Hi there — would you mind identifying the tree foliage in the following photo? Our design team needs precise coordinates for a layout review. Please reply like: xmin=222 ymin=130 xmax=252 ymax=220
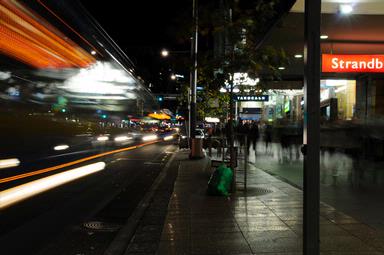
xmin=176 ymin=0 xmax=289 ymax=120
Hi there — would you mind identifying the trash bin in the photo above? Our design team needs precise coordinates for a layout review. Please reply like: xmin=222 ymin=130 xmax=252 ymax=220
xmin=190 ymin=138 xmax=204 ymax=159
xmin=207 ymin=164 xmax=233 ymax=196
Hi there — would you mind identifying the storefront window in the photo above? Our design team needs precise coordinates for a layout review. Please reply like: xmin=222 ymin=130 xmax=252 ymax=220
xmin=320 ymin=79 xmax=356 ymax=120
xmin=319 ymin=0 xmax=384 ymax=252
xmin=249 ymin=0 xmax=384 ymax=252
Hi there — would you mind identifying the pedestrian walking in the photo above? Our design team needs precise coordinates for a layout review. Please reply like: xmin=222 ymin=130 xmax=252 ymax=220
xmin=250 ymin=121 xmax=260 ymax=155
xmin=264 ymin=124 xmax=272 ymax=153
xmin=236 ymin=120 xmax=245 ymax=152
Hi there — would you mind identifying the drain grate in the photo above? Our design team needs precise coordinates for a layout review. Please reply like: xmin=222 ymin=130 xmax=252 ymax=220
xmin=83 ymin=221 xmax=121 ymax=232
xmin=236 ymin=187 xmax=273 ymax=197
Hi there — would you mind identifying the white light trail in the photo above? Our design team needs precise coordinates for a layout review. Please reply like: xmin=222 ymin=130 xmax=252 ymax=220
xmin=142 ymin=135 xmax=158 ymax=141
xmin=97 ymin=136 xmax=109 ymax=141
xmin=114 ymin=136 xmax=133 ymax=142
xmin=53 ymin=144 xmax=69 ymax=151
xmin=0 ymin=162 xmax=106 ymax=209
xmin=0 ymin=158 xmax=20 ymax=169
xmin=164 ymin=135 xmax=174 ymax=141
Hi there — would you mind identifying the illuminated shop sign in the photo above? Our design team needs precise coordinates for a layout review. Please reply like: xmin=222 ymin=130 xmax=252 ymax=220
xmin=322 ymin=54 xmax=384 ymax=73
xmin=234 ymin=95 xmax=269 ymax=101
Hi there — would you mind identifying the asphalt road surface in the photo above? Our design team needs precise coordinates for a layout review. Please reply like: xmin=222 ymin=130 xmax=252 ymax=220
xmin=0 ymin=141 xmax=178 ymax=255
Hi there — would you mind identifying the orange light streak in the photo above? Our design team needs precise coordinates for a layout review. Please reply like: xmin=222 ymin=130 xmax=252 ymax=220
xmin=0 ymin=0 xmax=96 ymax=68
xmin=0 ymin=140 xmax=160 ymax=184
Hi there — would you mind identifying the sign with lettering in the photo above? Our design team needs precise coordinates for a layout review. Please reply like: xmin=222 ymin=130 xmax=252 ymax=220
xmin=322 ymin=54 xmax=384 ymax=73
xmin=234 ymin=95 xmax=269 ymax=101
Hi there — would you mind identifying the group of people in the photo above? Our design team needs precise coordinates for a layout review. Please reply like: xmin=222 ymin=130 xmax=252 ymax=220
xmin=235 ymin=120 xmax=260 ymax=152
xmin=204 ymin=119 xmax=304 ymax=164
xmin=206 ymin=119 xmax=276 ymax=154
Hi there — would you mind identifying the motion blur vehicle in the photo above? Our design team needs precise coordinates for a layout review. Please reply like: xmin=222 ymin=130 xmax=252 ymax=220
xmin=93 ymin=132 xmax=134 ymax=146
xmin=93 ymin=129 xmax=159 ymax=147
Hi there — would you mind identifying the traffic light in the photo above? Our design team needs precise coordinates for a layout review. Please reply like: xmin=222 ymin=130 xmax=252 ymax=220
xmin=156 ymin=96 xmax=164 ymax=102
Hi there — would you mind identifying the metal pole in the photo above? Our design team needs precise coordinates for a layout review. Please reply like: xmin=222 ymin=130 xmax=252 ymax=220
xmin=222 ymin=137 xmax=225 ymax=162
xmin=244 ymin=135 xmax=247 ymax=192
xmin=303 ymin=0 xmax=321 ymax=254
xmin=228 ymin=7 xmax=236 ymax=193
xmin=229 ymin=76 xmax=236 ymax=193
xmin=190 ymin=0 xmax=198 ymax=140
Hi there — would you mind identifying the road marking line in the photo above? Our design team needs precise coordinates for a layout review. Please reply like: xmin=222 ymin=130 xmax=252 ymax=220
xmin=0 ymin=140 xmax=160 ymax=184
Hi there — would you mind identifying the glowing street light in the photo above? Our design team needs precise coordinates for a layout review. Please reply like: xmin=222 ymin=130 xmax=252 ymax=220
xmin=339 ymin=4 xmax=353 ymax=14
xmin=170 ymin=74 xmax=176 ymax=80
xmin=161 ymin=49 xmax=169 ymax=57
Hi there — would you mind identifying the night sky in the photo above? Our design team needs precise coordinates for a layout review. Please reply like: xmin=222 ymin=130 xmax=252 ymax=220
xmin=79 ymin=0 xmax=192 ymax=89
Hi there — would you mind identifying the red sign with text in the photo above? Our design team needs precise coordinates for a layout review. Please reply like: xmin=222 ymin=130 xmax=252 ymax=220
xmin=322 ymin=54 xmax=384 ymax=73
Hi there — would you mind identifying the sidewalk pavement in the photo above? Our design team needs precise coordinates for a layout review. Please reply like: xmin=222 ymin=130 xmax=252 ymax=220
xmin=156 ymin=150 xmax=384 ymax=255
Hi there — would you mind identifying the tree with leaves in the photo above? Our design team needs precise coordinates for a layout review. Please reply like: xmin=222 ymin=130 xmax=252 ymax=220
xmin=175 ymin=0 xmax=292 ymax=178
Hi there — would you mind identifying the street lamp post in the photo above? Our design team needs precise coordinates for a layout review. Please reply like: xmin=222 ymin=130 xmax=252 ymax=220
xmin=160 ymin=0 xmax=201 ymax=158
xmin=190 ymin=0 xmax=198 ymax=141
xmin=188 ymin=0 xmax=203 ymax=158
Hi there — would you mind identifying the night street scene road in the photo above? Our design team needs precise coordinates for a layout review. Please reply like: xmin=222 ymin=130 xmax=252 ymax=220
xmin=2 ymin=0 xmax=384 ymax=255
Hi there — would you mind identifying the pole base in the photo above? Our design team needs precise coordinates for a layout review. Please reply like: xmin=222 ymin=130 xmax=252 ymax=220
xmin=189 ymin=138 xmax=204 ymax=159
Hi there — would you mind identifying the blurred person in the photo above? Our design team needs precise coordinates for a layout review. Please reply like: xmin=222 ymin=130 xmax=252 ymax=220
xmin=236 ymin=120 xmax=245 ymax=152
xmin=278 ymin=127 xmax=290 ymax=163
xmin=207 ymin=125 xmax=213 ymax=137
xmin=249 ymin=121 xmax=260 ymax=155
xmin=243 ymin=121 xmax=251 ymax=153
xmin=264 ymin=124 xmax=272 ymax=154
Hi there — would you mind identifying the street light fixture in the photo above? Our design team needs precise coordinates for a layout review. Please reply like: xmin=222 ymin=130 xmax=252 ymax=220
xmin=158 ymin=0 xmax=199 ymax=157
xmin=161 ymin=49 xmax=169 ymax=57
xmin=170 ymin=74 xmax=176 ymax=80
xmin=339 ymin=4 xmax=353 ymax=15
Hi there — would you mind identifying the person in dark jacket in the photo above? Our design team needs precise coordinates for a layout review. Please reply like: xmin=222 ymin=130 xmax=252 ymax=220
xmin=250 ymin=121 xmax=260 ymax=155
xmin=264 ymin=124 xmax=272 ymax=153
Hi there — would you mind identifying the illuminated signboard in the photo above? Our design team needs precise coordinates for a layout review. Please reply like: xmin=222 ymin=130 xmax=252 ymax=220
xmin=322 ymin=54 xmax=384 ymax=73
xmin=234 ymin=95 xmax=269 ymax=101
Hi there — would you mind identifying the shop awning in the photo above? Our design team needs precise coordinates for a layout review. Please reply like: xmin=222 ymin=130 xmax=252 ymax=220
xmin=148 ymin=112 xmax=171 ymax=120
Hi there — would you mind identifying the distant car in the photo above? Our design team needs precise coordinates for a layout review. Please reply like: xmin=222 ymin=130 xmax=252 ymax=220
xmin=195 ymin=129 xmax=205 ymax=139
xmin=112 ymin=133 xmax=134 ymax=145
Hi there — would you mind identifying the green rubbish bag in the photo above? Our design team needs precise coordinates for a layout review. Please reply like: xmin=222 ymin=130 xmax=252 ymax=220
xmin=207 ymin=164 xmax=233 ymax=196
